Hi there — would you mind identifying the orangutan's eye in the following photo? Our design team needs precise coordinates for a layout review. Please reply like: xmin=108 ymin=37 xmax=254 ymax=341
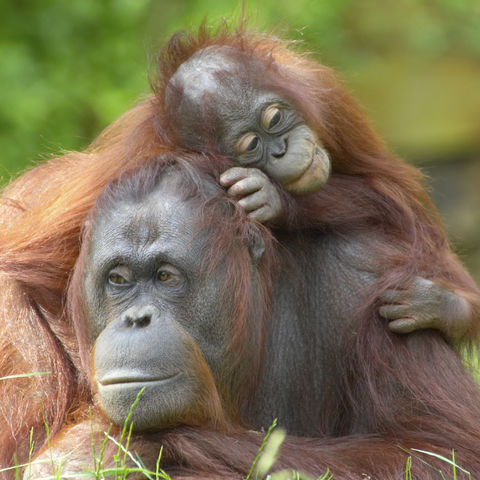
xmin=262 ymin=105 xmax=282 ymax=129
xmin=107 ymin=265 xmax=133 ymax=287
xmin=108 ymin=269 xmax=130 ymax=286
xmin=156 ymin=267 xmax=182 ymax=287
xmin=236 ymin=133 xmax=260 ymax=154
xmin=109 ymin=273 xmax=126 ymax=285
xmin=157 ymin=270 xmax=172 ymax=282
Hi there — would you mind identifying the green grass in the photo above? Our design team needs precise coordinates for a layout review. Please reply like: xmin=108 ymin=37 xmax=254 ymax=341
xmin=11 ymin=412 xmax=472 ymax=480
xmin=1 ymin=364 xmax=478 ymax=479
xmin=8 ymin=388 xmax=331 ymax=480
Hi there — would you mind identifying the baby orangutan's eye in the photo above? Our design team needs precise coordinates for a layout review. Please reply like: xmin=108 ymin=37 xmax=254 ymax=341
xmin=262 ymin=105 xmax=282 ymax=129
xmin=236 ymin=133 xmax=260 ymax=154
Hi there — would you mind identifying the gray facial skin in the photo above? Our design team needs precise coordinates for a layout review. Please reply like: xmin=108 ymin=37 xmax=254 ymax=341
xmin=82 ymin=171 xmax=258 ymax=431
xmin=166 ymin=47 xmax=331 ymax=223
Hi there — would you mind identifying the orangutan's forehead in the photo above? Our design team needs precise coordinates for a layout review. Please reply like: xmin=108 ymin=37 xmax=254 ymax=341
xmin=170 ymin=48 xmax=242 ymax=101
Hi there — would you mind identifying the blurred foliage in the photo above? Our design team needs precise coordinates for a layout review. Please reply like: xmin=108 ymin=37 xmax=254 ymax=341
xmin=0 ymin=0 xmax=150 ymax=177
xmin=1 ymin=0 xmax=479 ymax=178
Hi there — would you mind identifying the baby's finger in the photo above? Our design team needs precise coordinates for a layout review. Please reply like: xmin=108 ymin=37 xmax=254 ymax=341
xmin=238 ymin=191 xmax=267 ymax=212
xmin=228 ymin=177 xmax=263 ymax=197
xmin=220 ymin=167 xmax=254 ymax=187
xmin=379 ymin=304 xmax=410 ymax=320
xmin=388 ymin=318 xmax=418 ymax=334
xmin=248 ymin=205 xmax=273 ymax=224
xmin=379 ymin=288 xmax=409 ymax=304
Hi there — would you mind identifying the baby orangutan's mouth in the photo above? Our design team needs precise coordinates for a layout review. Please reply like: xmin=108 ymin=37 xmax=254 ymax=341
xmin=284 ymin=142 xmax=331 ymax=194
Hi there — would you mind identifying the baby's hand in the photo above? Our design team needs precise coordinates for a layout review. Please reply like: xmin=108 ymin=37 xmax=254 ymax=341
xmin=380 ymin=277 xmax=471 ymax=343
xmin=220 ymin=167 xmax=283 ymax=224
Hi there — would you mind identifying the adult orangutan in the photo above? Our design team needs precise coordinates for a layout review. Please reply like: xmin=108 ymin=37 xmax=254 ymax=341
xmin=0 ymin=20 xmax=479 ymax=474
xmin=27 ymin=157 xmax=480 ymax=479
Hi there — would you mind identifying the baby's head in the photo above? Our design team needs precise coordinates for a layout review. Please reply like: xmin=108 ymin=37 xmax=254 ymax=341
xmin=165 ymin=46 xmax=330 ymax=195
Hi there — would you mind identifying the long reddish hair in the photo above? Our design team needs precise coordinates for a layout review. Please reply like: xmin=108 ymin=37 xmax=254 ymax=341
xmin=155 ymin=21 xmax=480 ymax=333
xmin=0 ymin=20 xmax=479 ymax=478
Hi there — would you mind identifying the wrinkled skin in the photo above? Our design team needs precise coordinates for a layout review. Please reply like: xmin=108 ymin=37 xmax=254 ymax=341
xmin=219 ymin=167 xmax=283 ymax=224
xmin=380 ymin=277 xmax=471 ymax=337
xmin=166 ymin=46 xmax=331 ymax=223
xmin=82 ymin=169 xmax=262 ymax=431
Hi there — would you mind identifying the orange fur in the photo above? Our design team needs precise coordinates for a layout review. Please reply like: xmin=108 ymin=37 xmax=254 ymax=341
xmin=1 ymin=20 xmax=480 ymax=479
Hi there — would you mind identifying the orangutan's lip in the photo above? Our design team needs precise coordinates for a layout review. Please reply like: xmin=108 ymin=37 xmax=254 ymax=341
xmin=283 ymin=142 xmax=330 ymax=194
xmin=98 ymin=371 xmax=181 ymax=386
xmin=283 ymin=143 xmax=316 ymax=188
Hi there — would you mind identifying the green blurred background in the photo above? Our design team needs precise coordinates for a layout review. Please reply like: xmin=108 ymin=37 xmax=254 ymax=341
xmin=1 ymin=0 xmax=479 ymax=279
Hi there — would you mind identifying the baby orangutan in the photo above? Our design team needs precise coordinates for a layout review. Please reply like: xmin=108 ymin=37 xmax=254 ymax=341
xmin=163 ymin=41 xmax=478 ymax=343
xmin=166 ymin=45 xmax=331 ymax=224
